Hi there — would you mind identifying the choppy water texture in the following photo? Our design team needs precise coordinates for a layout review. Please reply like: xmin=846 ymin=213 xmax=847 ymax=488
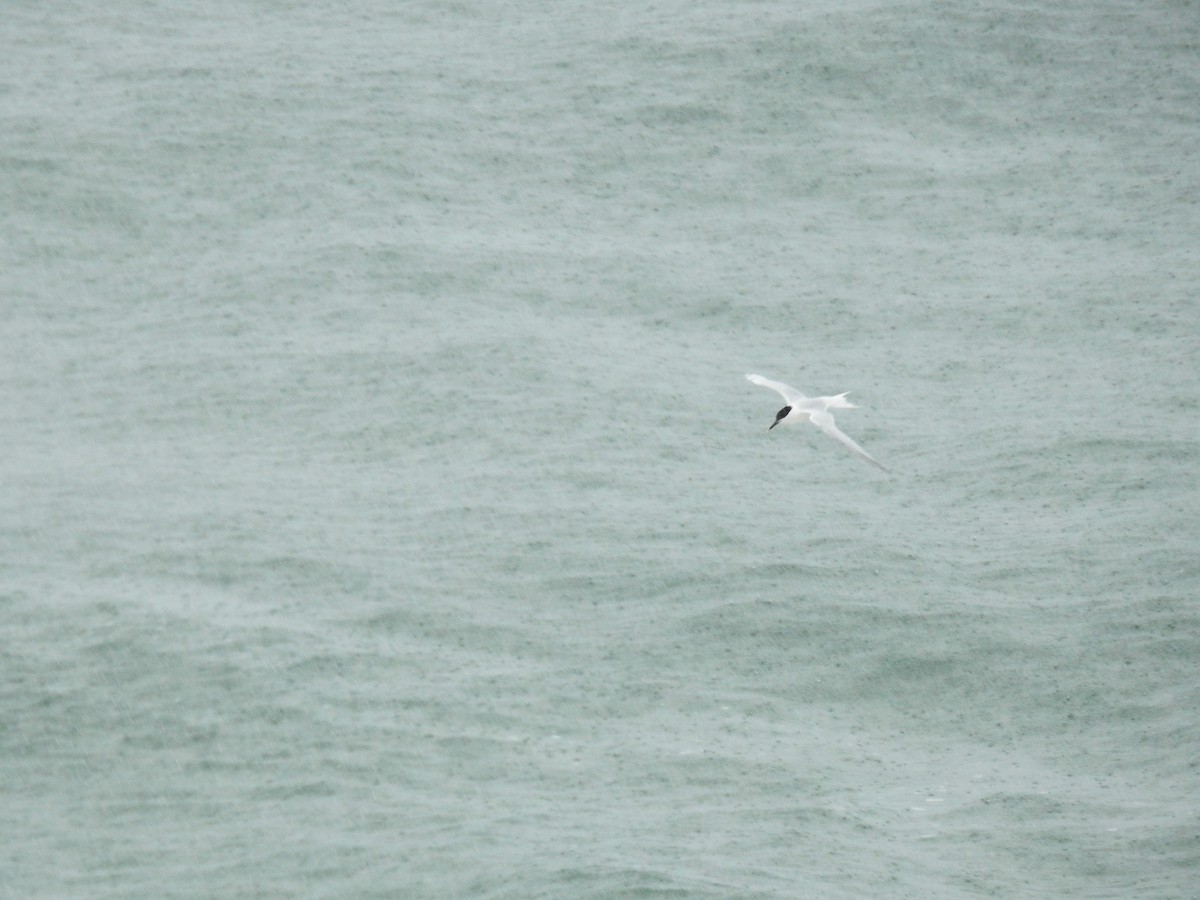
xmin=3 ymin=1 xmax=1198 ymax=897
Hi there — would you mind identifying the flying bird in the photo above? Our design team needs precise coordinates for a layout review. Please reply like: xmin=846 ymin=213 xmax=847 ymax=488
xmin=746 ymin=373 xmax=888 ymax=471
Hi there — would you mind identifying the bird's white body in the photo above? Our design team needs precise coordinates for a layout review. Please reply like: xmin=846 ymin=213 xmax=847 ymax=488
xmin=746 ymin=373 xmax=888 ymax=471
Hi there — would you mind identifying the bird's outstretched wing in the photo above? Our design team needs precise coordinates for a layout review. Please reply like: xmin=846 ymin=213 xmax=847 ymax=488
xmin=810 ymin=411 xmax=889 ymax=471
xmin=746 ymin=373 xmax=807 ymax=405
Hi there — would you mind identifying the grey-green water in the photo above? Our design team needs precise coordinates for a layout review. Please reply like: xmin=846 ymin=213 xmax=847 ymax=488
xmin=3 ymin=1 xmax=1198 ymax=897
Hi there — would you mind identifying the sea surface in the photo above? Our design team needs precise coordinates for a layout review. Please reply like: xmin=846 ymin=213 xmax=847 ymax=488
xmin=2 ymin=1 xmax=1198 ymax=897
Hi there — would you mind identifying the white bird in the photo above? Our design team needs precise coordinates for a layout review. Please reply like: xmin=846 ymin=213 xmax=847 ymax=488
xmin=746 ymin=373 xmax=888 ymax=471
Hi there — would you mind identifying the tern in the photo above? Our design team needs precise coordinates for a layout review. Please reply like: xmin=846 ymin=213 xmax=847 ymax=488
xmin=746 ymin=373 xmax=888 ymax=471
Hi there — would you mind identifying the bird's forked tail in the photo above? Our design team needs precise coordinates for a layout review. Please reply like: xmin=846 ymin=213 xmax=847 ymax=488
xmin=826 ymin=392 xmax=857 ymax=409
